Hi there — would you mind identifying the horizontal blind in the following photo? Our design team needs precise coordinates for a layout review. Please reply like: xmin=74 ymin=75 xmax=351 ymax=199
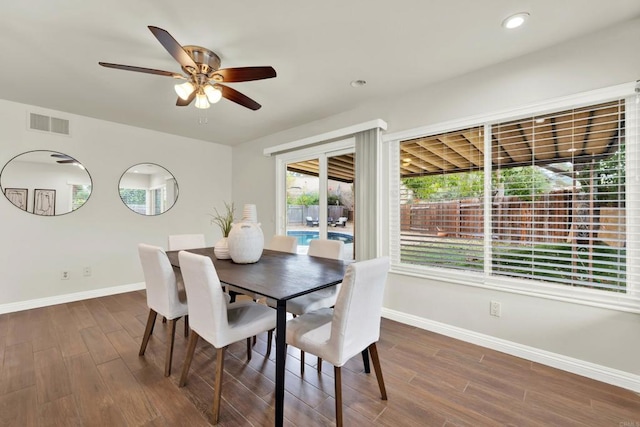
xmin=399 ymin=126 xmax=485 ymax=272
xmin=490 ymin=100 xmax=627 ymax=292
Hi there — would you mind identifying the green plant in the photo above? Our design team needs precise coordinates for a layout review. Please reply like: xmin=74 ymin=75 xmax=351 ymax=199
xmin=327 ymin=194 xmax=341 ymax=205
xmin=294 ymin=192 xmax=320 ymax=206
xmin=210 ymin=201 xmax=235 ymax=237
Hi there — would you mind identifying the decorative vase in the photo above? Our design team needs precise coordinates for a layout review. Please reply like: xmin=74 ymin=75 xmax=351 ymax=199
xmin=227 ymin=203 xmax=264 ymax=264
xmin=213 ymin=236 xmax=230 ymax=259
xmin=227 ymin=221 xmax=264 ymax=264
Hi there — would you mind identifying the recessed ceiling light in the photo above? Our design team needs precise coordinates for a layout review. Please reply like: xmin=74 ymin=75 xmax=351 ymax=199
xmin=350 ymin=80 xmax=367 ymax=88
xmin=502 ymin=12 xmax=529 ymax=29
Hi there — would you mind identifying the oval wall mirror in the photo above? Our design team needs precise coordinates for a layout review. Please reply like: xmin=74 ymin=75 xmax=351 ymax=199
xmin=0 ymin=150 xmax=92 ymax=216
xmin=118 ymin=163 xmax=178 ymax=215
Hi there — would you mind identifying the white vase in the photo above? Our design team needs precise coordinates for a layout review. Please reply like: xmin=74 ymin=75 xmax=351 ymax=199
xmin=227 ymin=221 xmax=264 ymax=264
xmin=214 ymin=236 xmax=231 ymax=259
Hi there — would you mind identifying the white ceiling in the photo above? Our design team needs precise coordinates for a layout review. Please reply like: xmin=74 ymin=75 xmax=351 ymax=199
xmin=1 ymin=1 xmax=639 ymax=146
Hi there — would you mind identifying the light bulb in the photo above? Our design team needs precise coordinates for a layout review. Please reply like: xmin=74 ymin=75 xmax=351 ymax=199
xmin=174 ymin=81 xmax=195 ymax=100
xmin=195 ymin=92 xmax=210 ymax=109
xmin=204 ymin=84 xmax=222 ymax=104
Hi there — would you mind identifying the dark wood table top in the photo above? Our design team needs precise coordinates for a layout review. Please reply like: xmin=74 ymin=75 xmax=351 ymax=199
xmin=166 ymin=248 xmax=349 ymax=301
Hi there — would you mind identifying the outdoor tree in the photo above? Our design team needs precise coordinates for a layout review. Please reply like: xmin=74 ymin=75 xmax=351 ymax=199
xmin=402 ymin=166 xmax=554 ymax=202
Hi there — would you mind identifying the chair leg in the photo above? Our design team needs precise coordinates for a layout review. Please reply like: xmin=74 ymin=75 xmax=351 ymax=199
xmin=266 ymin=329 xmax=273 ymax=356
xmin=246 ymin=337 xmax=252 ymax=361
xmin=317 ymin=357 xmax=323 ymax=373
xmin=179 ymin=331 xmax=200 ymax=387
xmin=229 ymin=290 xmax=238 ymax=303
xmin=334 ymin=366 xmax=343 ymax=427
xmin=139 ymin=309 xmax=157 ymax=356
xmin=162 ymin=316 xmax=167 ymax=323
xmin=369 ymin=343 xmax=387 ymax=400
xmin=300 ymin=351 xmax=305 ymax=375
xmin=361 ymin=348 xmax=371 ymax=373
xmin=184 ymin=315 xmax=189 ymax=338
xmin=212 ymin=346 xmax=227 ymax=424
xmin=164 ymin=318 xmax=178 ymax=377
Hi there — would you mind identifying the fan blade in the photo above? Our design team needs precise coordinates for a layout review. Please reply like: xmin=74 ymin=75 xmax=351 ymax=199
xmin=216 ymin=84 xmax=261 ymax=110
xmin=212 ymin=66 xmax=276 ymax=83
xmin=176 ymin=90 xmax=197 ymax=107
xmin=56 ymin=159 xmax=76 ymax=164
xmin=148 ymin=26 xmax=198 ymax=72
xmin=51 ymin=153 xmax=72 ymax=159
xmin=99 ymin=62 xmax=183 ymax=78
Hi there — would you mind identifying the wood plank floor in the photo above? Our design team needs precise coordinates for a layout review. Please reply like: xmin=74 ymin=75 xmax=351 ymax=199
xmin=1 ymin=290 xmax=639 ymax=426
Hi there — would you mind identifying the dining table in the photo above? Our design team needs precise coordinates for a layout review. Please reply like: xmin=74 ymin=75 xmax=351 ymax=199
xmin=166 ymin=247 xmax=349 ymax=427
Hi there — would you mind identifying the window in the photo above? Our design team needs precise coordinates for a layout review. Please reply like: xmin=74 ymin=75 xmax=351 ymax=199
xmin=71 ymin=184 xmax=91 ymax=211
xmin=275 ymin=139 xmax=356 ymax=259
xmin=491 ymin=102 xmax=626 ymax=291
xmin=399 ymin=125 xmax=485 ymax=273
xmin=119 ymin=188 xmax=147 ymax=214
xmin=390 ymin=86 xmax=639 ymax=307
xmin=285 ymin=155 xmax=355 ymax=256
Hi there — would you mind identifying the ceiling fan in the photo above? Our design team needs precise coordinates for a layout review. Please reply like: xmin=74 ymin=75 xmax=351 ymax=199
xmin=51 ymin=153 xmax=78 ymax=164
xmin=99 ymin=26 xmax=276 ymax=111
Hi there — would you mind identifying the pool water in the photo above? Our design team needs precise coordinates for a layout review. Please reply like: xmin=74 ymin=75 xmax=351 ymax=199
xmin=287 ymin=230 xmax=353 ymax=246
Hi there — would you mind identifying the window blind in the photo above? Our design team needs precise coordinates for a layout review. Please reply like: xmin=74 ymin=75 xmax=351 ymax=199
xmin=491 ymin=100 xmax=628 ymax=292
xmin=397 ymin=98 xmax=636 ymax=294
xmin=399 ymin=126 xmax=485 ymax=272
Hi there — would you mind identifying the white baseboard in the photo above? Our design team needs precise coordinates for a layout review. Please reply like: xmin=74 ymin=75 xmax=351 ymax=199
xmin=0 ymin=282 xmax=146 ymax=315
xmin=382 ymin=307 xmax=640 ymax=393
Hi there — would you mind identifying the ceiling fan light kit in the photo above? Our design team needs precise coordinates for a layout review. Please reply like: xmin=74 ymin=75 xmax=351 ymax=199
xmin=195 ymin=91 xmax=210 ymax=109
xmin=99 ymin=26 xmax=276 ymax=111
xmin=174 ymin=81 xmax=195 ymax=100
xmin=203 ymin=84 xmax=222 ymax=103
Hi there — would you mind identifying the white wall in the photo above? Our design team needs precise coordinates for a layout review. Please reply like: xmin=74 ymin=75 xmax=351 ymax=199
xmin=0 ymin=100 xmax=232 ymax=307
xmin=233 ymin=18 xmax=640 ymax=380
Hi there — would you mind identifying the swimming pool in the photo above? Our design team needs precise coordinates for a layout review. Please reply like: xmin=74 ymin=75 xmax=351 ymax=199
xmin=287 ymin=230 xmax=353 ymax=246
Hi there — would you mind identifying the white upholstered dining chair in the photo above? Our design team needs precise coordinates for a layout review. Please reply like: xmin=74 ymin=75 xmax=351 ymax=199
xmin=177 ymin=250 xmax=277 ymax=424
xmin=286 ymin=256 xmax=390 ymax=427
xmin=286 ymin=239 xmax=344 ymax=315
xmin=138 ymin=243 xmax=189 ymax=376
xmin=267 ymin=234 xmax=298 ymax=254
xmin=168 ymin=233 xmax=206 ymax=251
xmin=283 ymin=238 xmax=344 ymax=373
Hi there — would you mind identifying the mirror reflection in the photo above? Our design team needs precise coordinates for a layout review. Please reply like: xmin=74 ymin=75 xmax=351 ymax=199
xmin=119 ymin=163 xmax=178 ymax=215
xmin=0 ymin=150 xmax=92 ymax=216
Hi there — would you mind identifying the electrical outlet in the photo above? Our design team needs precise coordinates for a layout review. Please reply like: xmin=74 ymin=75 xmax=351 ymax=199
xmin=490 ymin=300 xmax=501 ymax=317
xmin=61 ymin=271 xmax=70 ymax=280
xmin=83 ymin=267 xmax=92 ymax=277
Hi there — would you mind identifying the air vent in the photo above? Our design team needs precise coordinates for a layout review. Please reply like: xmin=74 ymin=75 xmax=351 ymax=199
xmin=50 ymin=117 xmax=70 ymax=135
xmin=30 ymin=113 xmax=50 ymax=131
xmin=28 ymin=112 xmax=70 ymax=136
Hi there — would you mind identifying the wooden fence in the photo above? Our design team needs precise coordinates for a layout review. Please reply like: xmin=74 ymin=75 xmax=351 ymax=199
xmin=401 ymin=190 xmax=625 ymax=246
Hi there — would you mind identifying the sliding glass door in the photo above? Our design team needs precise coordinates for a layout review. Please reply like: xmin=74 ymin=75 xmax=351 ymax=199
xmin=277 ymin=141 xmax=355 ymax=259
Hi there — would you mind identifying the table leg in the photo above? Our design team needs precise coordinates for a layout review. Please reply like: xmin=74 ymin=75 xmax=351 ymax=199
xmin=275 ymin=300 xmax=287 ymax=426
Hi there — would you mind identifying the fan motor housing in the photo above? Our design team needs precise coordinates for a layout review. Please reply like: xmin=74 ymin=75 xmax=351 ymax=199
xmin=182 ymin=45 xmax=221 ymax=76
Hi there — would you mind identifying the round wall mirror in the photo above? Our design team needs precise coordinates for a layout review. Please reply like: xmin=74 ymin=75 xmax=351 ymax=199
xmin=119 ymin=163 xmax=178 ymax=215
xmin=0 ymin=150 xmax=92 ymax=216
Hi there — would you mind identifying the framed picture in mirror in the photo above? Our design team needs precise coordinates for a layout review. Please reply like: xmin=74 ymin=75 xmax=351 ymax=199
xmin=4 ymin=188 xmax=27 ymax=211
xmin=34 ymin=188 xmax=56 ymax=216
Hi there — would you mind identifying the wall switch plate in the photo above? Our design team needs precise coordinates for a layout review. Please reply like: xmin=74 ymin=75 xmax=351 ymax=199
xmin=61 ymin=271 xmax=70 ymax=280
xmin=83 ymin=267 xmax=91 ymax=277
